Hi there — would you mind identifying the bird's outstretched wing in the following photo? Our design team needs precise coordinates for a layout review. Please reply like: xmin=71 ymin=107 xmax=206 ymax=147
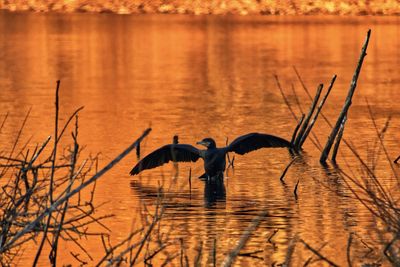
xmin=226 ymin=133 xmax=291 ymax=155
xmin=130 ymin=144 xmax=202 ymax=175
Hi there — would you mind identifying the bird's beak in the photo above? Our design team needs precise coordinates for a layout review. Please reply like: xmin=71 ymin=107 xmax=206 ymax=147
xmin=196 ymin=141 xmax=207 ymax=147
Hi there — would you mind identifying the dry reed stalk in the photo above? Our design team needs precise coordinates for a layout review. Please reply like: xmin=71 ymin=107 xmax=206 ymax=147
xmin=332 ymin=109 xmax=400 ymax=264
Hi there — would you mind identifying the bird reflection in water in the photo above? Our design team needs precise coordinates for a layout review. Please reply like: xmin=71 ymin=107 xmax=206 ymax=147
xmin=130 ymin=176 xmax=226 ymax=208
xmin=203 ymin=175 xmax=226 ymax=208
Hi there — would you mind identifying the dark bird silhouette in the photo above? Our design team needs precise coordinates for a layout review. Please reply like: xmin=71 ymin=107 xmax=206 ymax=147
xmin=129 ymin=133 xmax=291 ymax=178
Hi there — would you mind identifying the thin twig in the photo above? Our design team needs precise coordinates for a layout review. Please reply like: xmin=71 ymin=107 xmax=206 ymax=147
xmin=274 ymin=75 xmax=298 ymax=121
xmin=293 ymin=66 xmax=313 ymax=100
xmin=0 ymin=112 xmax=9 ymax=133
xmin=366 ymin=99 xmax=399 ymax=183
xmin=280 ymin=158 xmax=296 ymax=182
xmin=96 ymin=228 xmax=143 ymax=266
xmin=0 ymin=108 xmax=31 ymax=177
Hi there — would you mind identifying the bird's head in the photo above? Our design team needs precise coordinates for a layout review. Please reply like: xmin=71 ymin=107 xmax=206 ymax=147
xmin=196 ymin=138 xmax=216 ymax=149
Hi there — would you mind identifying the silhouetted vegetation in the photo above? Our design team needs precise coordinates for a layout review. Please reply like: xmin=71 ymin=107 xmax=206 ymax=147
xmin=275 ymin=29 xmax=400 ymax=266
xmin=0 ymin=81 xmax=150 ymax=265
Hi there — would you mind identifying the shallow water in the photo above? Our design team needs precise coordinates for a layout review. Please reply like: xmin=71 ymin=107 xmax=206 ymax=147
xmin=0 ymin=12 xmax=400 ymax=266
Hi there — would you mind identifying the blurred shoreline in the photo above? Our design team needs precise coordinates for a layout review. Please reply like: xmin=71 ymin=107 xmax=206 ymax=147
xmin=1 ymin=0 xmax=400 ymax=15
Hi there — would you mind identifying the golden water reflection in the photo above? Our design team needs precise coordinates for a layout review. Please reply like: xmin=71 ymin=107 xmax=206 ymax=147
xmin=0 ymin=13 xmax=399 ymax=265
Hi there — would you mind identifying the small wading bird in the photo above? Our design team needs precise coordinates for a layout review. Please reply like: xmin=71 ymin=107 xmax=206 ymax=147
xmin=130 ymin=133 xmax=291 ymax=179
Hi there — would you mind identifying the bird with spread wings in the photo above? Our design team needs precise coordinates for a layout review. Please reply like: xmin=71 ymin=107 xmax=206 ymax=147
xmin=130 ymin=133 xmax=291 ymax=178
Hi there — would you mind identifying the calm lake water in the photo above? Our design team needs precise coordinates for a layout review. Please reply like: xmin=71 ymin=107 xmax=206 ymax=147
xmin=0 ymin=12 xmax=400 ymax=266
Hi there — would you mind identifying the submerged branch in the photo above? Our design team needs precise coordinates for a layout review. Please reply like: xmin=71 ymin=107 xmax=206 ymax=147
xmin=320 ymin=29 xmax=371 ymax=163
xmin=294 ymin=84 xmax=323 ymax=149
xmin=221 ymin=211 xmax=268 ymax=267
